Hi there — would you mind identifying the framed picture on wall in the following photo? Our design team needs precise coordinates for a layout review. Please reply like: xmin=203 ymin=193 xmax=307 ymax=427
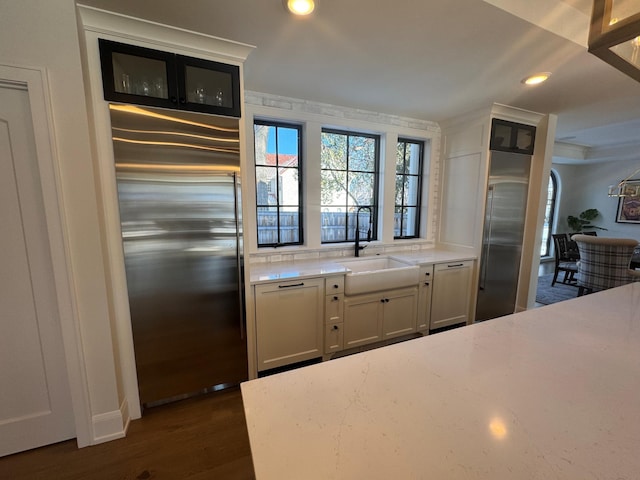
xmin=616 ymin=179 xmax=640 ymax=223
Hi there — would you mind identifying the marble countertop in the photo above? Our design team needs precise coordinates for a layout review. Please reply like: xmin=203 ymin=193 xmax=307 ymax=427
xmin=248 ymin=248 xmax=476 ymax=284
xmin=241 ymin=283 xmax=640 ymax=479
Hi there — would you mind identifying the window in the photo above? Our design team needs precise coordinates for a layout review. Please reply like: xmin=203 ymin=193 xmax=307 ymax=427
xmin=395 ymin=138 xmax=424 ymax=238
xmin=320 ymin=129 xmax=379 ymax=243
xmin=254 ymin=120 xmax=302 ymax=247
xmin=540 ymin=171 xmax=558 ymax=257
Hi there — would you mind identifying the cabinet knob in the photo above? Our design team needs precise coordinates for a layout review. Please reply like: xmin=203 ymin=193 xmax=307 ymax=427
xmin=332 ymin=325 xmax=339 ymax=331
xmin=425 ymin=272 xmax=430 ymax=276
xmin=333 ymin=284 xmax=339 ymax=289
xmin=179 ymin=97 xmax=187 ymax=104
xmin=424 ymin=282 xmax=430 ymax=286
xmin=333 ymin=296 xmax=339 ymax=301
xmin=380 ymin=299 xmax=385 ymax=303
xmin=170 ymin=96 xmax=178 ymax=104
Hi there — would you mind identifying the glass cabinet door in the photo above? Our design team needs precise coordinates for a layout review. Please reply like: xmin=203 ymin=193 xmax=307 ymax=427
xmin=99 ymin=39 xmax=241 ymax=117
xmin=177 ymin=56 xmax=241 ymax=117
xmin=489 ymin=118 xmax=536 ymax=155
xmin=99 ymin=39 xmax=178 ymax=109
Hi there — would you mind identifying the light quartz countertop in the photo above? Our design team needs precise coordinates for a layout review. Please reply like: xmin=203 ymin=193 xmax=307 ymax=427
xmin=249 ymin=248 xmax=476 ymax=284
xmin=241 ymin=282 xmax=640 ymax=479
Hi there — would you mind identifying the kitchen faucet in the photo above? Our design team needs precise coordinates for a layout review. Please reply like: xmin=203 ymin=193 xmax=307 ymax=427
xmin=354 ymin=206 xmax=372 ymax=257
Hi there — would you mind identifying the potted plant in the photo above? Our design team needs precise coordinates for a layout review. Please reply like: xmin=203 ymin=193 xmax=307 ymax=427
xmin=566 ymin=208 xmax=607 ymax=233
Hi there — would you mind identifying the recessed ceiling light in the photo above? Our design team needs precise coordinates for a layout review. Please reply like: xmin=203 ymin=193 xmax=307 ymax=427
xmin=522 ymin=72 xmax=551 ymax=86
xmin=284 ymin=0 xmax=315 ymax=16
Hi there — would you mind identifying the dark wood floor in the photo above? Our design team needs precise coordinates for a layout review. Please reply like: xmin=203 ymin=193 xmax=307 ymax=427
xmin=0 ymin=387 xmax=255 ymax=480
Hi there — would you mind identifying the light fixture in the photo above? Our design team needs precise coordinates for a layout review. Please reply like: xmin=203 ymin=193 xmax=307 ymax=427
xmin=284 ymin=0 xmax=315 ymax=16
xmin=588 ymin=0 xmax=640 ymax=82
xmin=521 ymin=72 xmax=551 ymax=85
xmin=607 ymin=166 xmax=640 ymax=197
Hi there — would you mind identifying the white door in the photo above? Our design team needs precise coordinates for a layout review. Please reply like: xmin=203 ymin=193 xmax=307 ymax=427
xmin=0 ymin=81 xmax=74 ymax=456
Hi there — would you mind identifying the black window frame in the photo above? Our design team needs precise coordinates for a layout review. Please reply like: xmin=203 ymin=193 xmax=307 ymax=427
xmin=254 ymin=119 xmax=304 ymax=247
xmin=320 ymin=128 xmax=380 ymax=244
xmin=395 ymin=138 xmax=424 ymax=239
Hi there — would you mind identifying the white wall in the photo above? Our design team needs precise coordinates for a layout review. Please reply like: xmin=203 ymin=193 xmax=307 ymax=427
xmin=0 ymin=0 xmax=123 ymax=445
xmin=553 ymin=159 xmax=640 ymax=241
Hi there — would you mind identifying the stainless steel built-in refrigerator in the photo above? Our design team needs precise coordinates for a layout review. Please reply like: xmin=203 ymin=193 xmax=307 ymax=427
xmin=110 ymin=104 xmax=247 ymax=406
xmin=475 ymin=150 xmax=531 ymax=321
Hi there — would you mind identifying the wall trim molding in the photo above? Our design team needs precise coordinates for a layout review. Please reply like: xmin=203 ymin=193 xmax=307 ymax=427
xmin=91 ymin=409 xmax=126 ymax=444
xmin=77 ymin=4 xmax=254 ymax=64
xmin=245 ymin=91 xmax=440 ymax=134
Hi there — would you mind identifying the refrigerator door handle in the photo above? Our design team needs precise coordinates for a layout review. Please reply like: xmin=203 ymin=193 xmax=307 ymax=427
xmin=233 ymin=172 xmax=246 ymax=341
xmin=479 ymin=185 xmax=495 ymax=290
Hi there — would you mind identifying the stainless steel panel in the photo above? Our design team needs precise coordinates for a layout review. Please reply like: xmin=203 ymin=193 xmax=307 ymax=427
xmin=110 ymin=104 xmax=247 ymax=406
xmin=476 ymin=151 xmax=531 ymax=321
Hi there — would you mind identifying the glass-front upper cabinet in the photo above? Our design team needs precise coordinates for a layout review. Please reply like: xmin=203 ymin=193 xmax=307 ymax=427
xmin=489 ymin=118 xmax=536 ymax=155
xmin=99 ymin=39 xmax=241 ymax=117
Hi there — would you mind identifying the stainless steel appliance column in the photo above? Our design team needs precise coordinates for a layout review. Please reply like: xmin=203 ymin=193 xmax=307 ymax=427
xmin=475 ymin=150 xmax=531 ymax=321
xmin=110 ymin=105 xmax=247 ymax=406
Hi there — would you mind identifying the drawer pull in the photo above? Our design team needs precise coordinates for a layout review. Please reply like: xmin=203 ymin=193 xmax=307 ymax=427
xmin=424 ymin=282 xmax=430 ymax=286
xmin=447 ymin=263 xmax=464 ymax=268
xmin=278 ymin=282 xmax=304 ymax=289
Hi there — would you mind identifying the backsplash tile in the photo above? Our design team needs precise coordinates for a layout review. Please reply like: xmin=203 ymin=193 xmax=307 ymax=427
xmin=249 ymin=241 xmax=436 ymax=265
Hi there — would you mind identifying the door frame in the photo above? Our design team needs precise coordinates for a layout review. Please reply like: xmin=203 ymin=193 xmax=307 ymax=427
xmin=0 ymin=64 xmax=92 ymax=447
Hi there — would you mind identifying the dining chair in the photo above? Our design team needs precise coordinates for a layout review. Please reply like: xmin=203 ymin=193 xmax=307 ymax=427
xmin=551 ymin=233 xmax=578 ymax=286
xmin=571 ymin=234 xmax=640 ymax=296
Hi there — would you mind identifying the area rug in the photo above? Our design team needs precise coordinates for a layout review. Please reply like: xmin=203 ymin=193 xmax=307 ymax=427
xmin=535 ymin=273 xmax=580 ymax=305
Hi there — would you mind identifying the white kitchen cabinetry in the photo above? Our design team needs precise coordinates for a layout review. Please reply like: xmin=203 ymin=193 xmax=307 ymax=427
xmin=343 ymin=287 xmax=418 ymax=349
xmin=417 ymin=265 xmax=434 ymax=332
xmin=430 ymin=261 xmax=473 ymax=330
xmin=255 ymin=278 xmax=324 ymax=371
xmin=324 ymin=276 xmax=345 ymax=354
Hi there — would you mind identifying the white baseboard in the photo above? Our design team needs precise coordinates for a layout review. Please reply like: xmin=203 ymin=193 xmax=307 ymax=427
xmin=91 ymin=405 xmax=126 ymax=445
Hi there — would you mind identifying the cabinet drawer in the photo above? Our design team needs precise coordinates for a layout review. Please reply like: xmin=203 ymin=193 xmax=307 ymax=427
xmin=417 ymin=265 xmax=434 ymax=332
xmin=325 ymin=276 xmax=344 ymax=294
xmin=433 ymin=260 xmax=473 ymax=273
xmin=324 ymin=322 xmax=343 ymax=354
xmin=325 ymin=293 xmax=344 ymax=324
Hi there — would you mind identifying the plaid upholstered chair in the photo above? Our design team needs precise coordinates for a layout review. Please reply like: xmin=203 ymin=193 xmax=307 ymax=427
xmin=571 ymin=234 xmax=640 ymax=296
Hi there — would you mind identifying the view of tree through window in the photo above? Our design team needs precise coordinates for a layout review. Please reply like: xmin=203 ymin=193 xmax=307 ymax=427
xmin=320 ymin=129 xmax=379 ymax=243
xmin=254 ymin=120 xmax=302 ymax=246
xmin=395 ymin=139 xmax=423 ymax=238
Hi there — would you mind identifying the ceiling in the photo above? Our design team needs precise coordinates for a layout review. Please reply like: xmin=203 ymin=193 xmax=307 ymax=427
xmin=77 ymin=0 xmax=640 ymax=164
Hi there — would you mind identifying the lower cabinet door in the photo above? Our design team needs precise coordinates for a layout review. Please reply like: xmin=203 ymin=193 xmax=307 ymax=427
xmin=382 ymin=287 xmax=418 ymax=339
xmin=430 ymin=261 xmax=473 ymax=329
xmin=343 ymin=294 xmax=383 ymax=349
xmin=255 ymin=278 xmax=324 ymax=371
